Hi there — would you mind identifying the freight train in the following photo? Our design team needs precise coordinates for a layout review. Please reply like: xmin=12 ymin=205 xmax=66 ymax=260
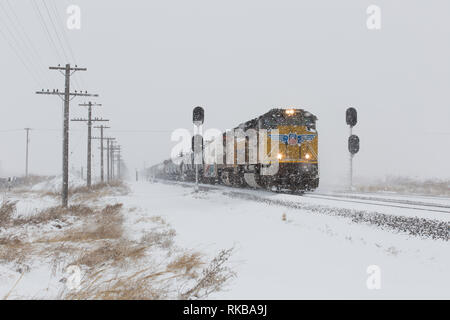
xmin=148 ymin=108 xmax=319 ymax=192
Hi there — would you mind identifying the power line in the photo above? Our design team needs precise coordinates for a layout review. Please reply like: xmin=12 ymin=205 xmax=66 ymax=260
xmin=0 ymin=128 xmax=175 ymax=133
xmin=30 ymin=0 xmax=64 ymax=64
xmin=40 ymin=0 xmax=82 ymax=90
xmin=0 ymin=6 xmax=45 ymax=87
xmin=49 ymin=0 xmax=86 ymax=90
xmin=39 ymin=0 xmax=81 ymax=90
xmin=0 ymin=1 xmax=52 ymax=87
xmin=40 ymin=0 xmax=70 ymax=63
xmin=0 ymin=129 xmax=24 ymax=133
xmin=49 ymin=0 xmax=77 ymax=63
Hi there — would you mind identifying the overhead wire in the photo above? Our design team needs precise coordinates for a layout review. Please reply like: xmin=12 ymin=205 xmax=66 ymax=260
xmin=3 ymin=0 xmax=53 ymax=87
xmin=0 ymin=3 xmax=47 ymax=88
xmin=29 ymin=0 xmax=64 ymax=66
xmin=39 ymin=0 xmax=82 ymax=90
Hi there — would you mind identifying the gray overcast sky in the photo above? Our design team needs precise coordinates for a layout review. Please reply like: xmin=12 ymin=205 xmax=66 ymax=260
xmin=0 ymin=0 xmax=449 ymax=185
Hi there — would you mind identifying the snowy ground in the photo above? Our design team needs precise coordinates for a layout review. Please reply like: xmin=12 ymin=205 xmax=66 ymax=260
xmin=116 ymin=181 xmax=449 ymax=299
xmin=0 ymin=180 xmax=448 ymax=299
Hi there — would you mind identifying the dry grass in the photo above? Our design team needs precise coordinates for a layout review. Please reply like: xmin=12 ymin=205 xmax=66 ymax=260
xmin=70 ymin=181 xmax=129 ymax=196
xmin=101 ymin=203 xmax=123 ymax=215
xmin=0 ymin=236 xmax=31 ymax=267
xmin=68 ymin=182 xmax=129 ymax=203
xmin=10 ymin=180 xmax=130 ymax=201
xmin=13 ymin=205 xmax=94 ymax=227
xmin=74 ymin=241 xmax=147 ymax=268
xmin=0 ymin=201 xmax=17 ymax=227
xmin=63 ymin=248 xmax=234 ymax=300
xmin=167 ymin=252 xmax=203 ymax=277
xmin=1 ymin=203 xmax=124 ymax=269
xmin=57 ymin=213 xmax=234 ymax=300
xmin=180 ymin=247 xmax=235 ymax=299
xmin=42 ymin=204 xmax=124 ymax=243
xmin=140 ymin=228 xmax=176 ymax=249
xmin=1 ymin=184 xmax=235 ymax=300
xmin=64 ymin=267 xmax=169 ymax=300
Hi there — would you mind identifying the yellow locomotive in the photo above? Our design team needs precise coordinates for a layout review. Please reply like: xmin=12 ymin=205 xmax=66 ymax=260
xmin=150 ymin=108 xmax=319 ymax=192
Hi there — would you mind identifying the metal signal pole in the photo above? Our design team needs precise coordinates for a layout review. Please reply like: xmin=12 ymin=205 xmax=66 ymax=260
xmin=349 ymin=126 xmax=353 ymax=189
xmin=36 ymin=64 xmax=98 ymax=207
xmin=71 ymin=102 xmax=108 ymax=188
xmin=24 ymin=128 xmax=31 ymax=177
xmin=192 ymin=107 xmax=205 ymax=193
xmin=346 ymin=107 xmax=360 ymax=191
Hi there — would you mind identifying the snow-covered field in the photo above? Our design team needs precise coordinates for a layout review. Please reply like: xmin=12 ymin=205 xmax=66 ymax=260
xmin=0 ymin=180 xmax=448 ymax=299
xmin=117 ymin=181 xmax=449 ymax=299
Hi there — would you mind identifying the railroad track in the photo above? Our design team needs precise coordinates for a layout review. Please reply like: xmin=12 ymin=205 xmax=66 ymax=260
xmin=302 ymin=193 xmax=450 ymax=215
xmin=152 ymin=179 xmax=449 ymax=240
xmin=155 ymin=179 xmax=450 ymax=215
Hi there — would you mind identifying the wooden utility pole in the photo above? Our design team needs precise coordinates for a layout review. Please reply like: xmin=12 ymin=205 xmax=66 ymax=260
xmin=106 ymin=138 xmax=111 ymax=182
xmin=92 ymin=125 xmax=111 ymax=183
xmin=116 ymin=147 xmax=122 ymax=179
xmin=99 ymin=137 xmax=115 ymax=183
xmin=110 ymin=141 xmax=115 ymax=180
xmin=36 ymin=64 xmax=98 ymax=207
xmin=93 ymin=130 xmax=111 ymax=183
xmin=71 ymin=102 xmax=108 ymax=188
xmin=110 ymin=143 xmax=121 ymax=181
xmin=24 ymin=128 xmax=31 ymax=177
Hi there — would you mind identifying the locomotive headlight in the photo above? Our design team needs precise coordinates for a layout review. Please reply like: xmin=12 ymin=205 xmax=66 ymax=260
xmin=277 ymin=153 xmax=283 ymax=160
xmin=305 ymin=153 xmax=311 ymax=160
xmin=285 ymin=109 xmax=295 ymax=116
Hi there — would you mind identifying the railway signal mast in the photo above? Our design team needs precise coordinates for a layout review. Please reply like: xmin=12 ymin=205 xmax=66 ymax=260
xmin=192 ymin=106 xmax=204 ymax=193
xmin=346 ymin=107 xmax=360 ymax=190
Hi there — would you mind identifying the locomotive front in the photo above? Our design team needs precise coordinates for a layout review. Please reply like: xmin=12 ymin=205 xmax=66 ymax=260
xmin=261 ymin=108 xmax=319 ymax=191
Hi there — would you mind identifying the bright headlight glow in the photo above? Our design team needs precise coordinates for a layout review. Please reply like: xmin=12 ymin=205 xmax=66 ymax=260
xmin=277 ymin=153 xmax=283 ymax=160
xmin=305 ymin=153 xmax=311 ymax=160
xmin=285 ymin=109 xmax=295 ymax=116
